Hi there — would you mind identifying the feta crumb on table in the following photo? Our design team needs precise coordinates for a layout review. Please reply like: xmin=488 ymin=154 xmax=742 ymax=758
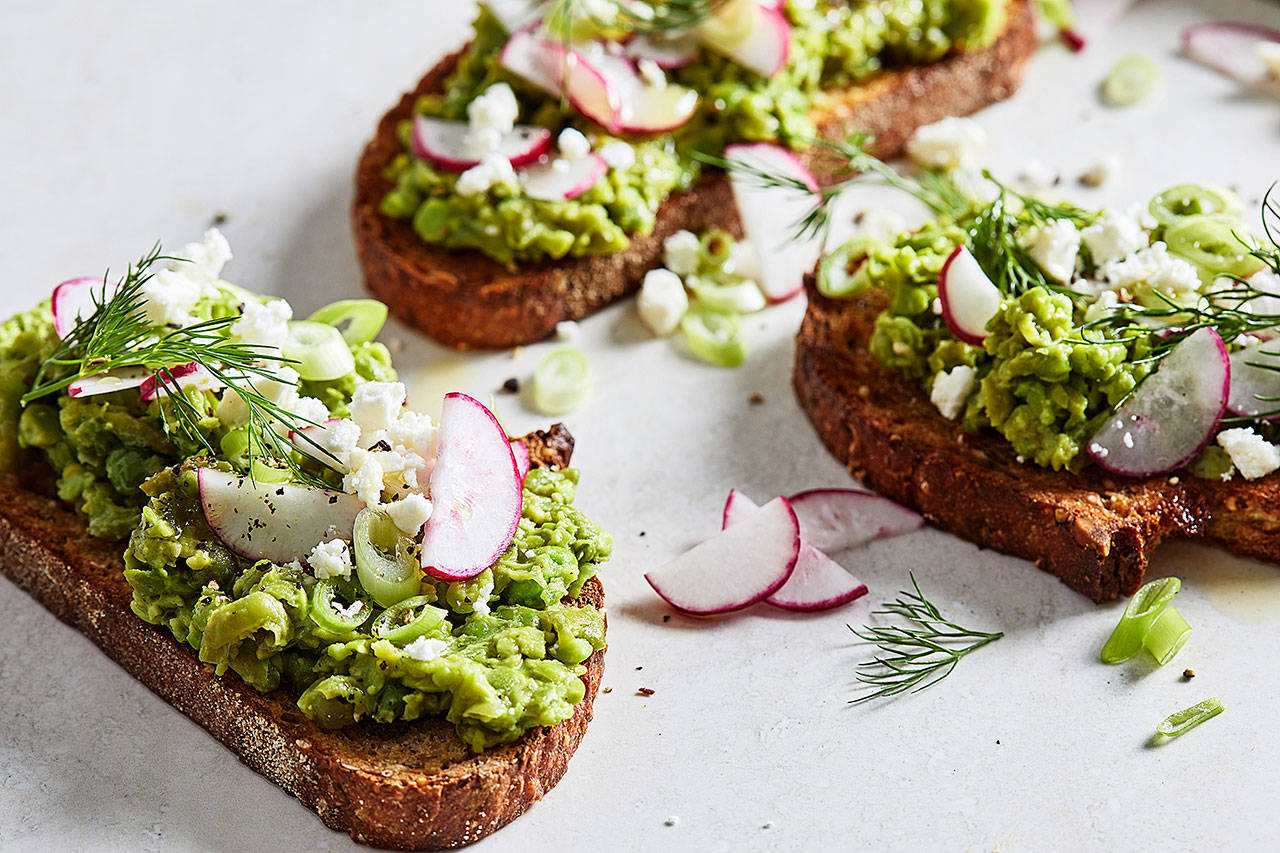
xmin=637 ymin=268 xmax=688 ymax=336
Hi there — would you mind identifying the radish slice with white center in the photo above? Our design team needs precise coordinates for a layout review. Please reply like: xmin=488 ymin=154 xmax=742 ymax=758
xmin=721 ymin=486 xmax=757 ymax=528
xmin=939 ymin=245 xmax=1003 ymax=346
xmin=626 ymin=33 xmax=700 ymax=68
xmin=698 ymin=0 xmax=790 ymax=78
xmin=645 ymin=496 xmax=799 ymax=615
xmin=411 ymin=116 xmax=552 ymax=173
xmin=520 ymin=153 xmax=608 ymax=201
xmin=52 ymin=276 xmax=118 ymax=339
xmin=511 ymin=439 xmax=531 ymax=480
xmin=1087 ymin=327 xmax=1229 ymax=477
xmin=499 ymin=27 xmax=569 ymax=96
xmin=68 ymin=367 xmax=150 ymax=398
xmin=1228 ymin=339 xmax=1280 ymax=419
xmin=564 ymin=50 xmax=699 ymax=133
xmin=1182 ymin=22 xmax=1280 ymax=92
xmin=197 ymin=467 xmax=365 ymax=564
xmin=138 ymin=363 xmax=224 ymax=402
xmin=419 ymin=393 xmax=522 ymax=581
xmin=723 ymin=143 xmax=821 ymax=302
xmin=788 ymin=488 xmax=923 ymax=552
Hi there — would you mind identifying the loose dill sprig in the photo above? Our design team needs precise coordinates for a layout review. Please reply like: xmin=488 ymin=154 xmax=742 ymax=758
xmin=849 ymin=573 xmax=1003 ymax=703
xmin=23 ymin=244 xmax=331 ymax=484
xmin=545 ymin=0 xmax=721 ymax=39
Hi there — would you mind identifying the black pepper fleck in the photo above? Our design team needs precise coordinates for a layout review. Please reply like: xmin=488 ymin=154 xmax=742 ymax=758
xmin=501 ymin=377 xmax=520 ymax=393
xmin=748 ymin=393 xmax=764 ymax=405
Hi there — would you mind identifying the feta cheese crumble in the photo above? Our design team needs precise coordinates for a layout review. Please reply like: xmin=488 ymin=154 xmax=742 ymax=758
xmin=557 ymin=127 xmax=591 ymax=161
xmin=1081 ymin=206 xmax=1149 ymax=265
xmin=1099 ymin=242 xmax=1201 ymax=303
xmin=230 ymin=298 xmax=292 ymax=349
xmin=1025 ymin=219 xmax=1081 ymax=284
xmin=637 ymin=268 xmax=688 ymax=336
xmin=350 ymin=381 xmax=407 ymax=436
xmin=1217 ymin=428 xmax=1280 ymax=480
xmin=600 ymin=141 xmax=636 ymax=170
xmin=466 ymin=82 xmax=519 ymax=155
xmin=930 ymin=364 xmax=977 ymax=420
xmin=308 ymin=538 xmax=353 ymax=580
xmin=387 ymin=493 xmax=434 ymax=536
xmin=663 ymin=230 xmax=702 ymax=276
xmin=403 ymin=636 xmax=450 ymax=662
xmin=905 ymin=117 xmax=986 ymax=171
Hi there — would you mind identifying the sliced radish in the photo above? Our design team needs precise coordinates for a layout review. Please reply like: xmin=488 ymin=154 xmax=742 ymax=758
xmin=939 ymin=245 xmax=1003 ymax=346
xmin=788 ymin=488 xmax=923 ymax=552
xmin=511 ymin=439 xmax=531 ymax=481
xmin=697 ymin=0 xmax=790 ymax=78
xmin=626 ymin=33 xmax=700 ymax=69
xmin=723 ymin=142 xmax=821 ymax=302
xmin=564 ymin=50 xmax=699 ymax=133
xmin=1182 ymin=22 xmax=1280 ymax=92
xmin=765 ymin=544 xmax=868 ymax=612
xmin=411 ymin=116 xmax=552 ymax=173
xmin=1060 ymin=0 xmax=1138 ymax=51
xmin=52 ymin=276 xmax=117 ymax=339
xmin=67 ymin=367 xmax=150 ymax=398
xmin=1228 ymin=339 xmax=1280 ymax=419
xmin=721 ymin=486 xmax=757 ymax=528
xmin=138 ymin=362 xmax=224 ymax=402
xmin=520 ymin=153 xmax=608 ymax=201
xmin=419 ymin=393 xmax=522 ymax=581
xmin=645 ymin=496 xmax=799 ymax=615
xmin=197 ymin=467 xmax=365 ymax=564
xmin=1087 ymin=327 xmax=1229 ymax=477
xmin=499 ymin=27 xmax=569 ymax=96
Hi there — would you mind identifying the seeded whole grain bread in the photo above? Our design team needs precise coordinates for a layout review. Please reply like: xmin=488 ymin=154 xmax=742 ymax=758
xmin=352 ymin=0 xmax=1037 ymax=350
xmin=0 ymin=424 xmax=605 ymax=850
xmin=794 ymin=281 xmax=1280 ymax=603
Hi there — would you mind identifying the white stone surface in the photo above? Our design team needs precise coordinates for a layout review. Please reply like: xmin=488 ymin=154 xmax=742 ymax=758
xmin=2 ymin=1 xmax=1280 ymax=850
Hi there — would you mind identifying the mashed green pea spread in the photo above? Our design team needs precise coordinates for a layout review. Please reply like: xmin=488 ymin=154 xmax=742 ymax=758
xmin=381 ymin=0 xmax=1002 ymax=264
xmin=0 ymin=239 xmax=611 ymax=751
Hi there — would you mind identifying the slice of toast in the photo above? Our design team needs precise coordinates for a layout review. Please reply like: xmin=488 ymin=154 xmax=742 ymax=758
xmin=352 ymin=0 xmax=1037 ymax=350
xmin=0 ymin=425 xmax=605 ymax=850
xmin=794 ymin=281 xmax=1280 ymax=603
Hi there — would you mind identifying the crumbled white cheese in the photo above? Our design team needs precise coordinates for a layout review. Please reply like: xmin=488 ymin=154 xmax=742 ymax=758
xmin=173 ymin=228 xmax=233 ymax=282
xmin=663 ymin=230 xmax=702 ymax=276
xmin=1016 ymin=158 xmax=1058 ymax=192
xmin=557 ymin=127 xmax=591 ymax=161
xmin=308 ymin=538 xmax=353 ymax=580
xmin=949 ymin=168 xmax=1000 ymax=205
xmin=214 ymin=364 xmax=300 ymax=424
xmin=387 ymin=493 xmax=434 ymax=536
xmin=1081 ymin=206 xmax=1149 ymax=265
xmin=1083 ymin=289 xmax=1122 ymax=324
xmin=387 ymin=411 xmax=437 ymax=462
xmin=905 ymin=117 xmax=986 ymax=171
xmin=466 ymin=82 xmax=519 ymax=154
xmin=344 ymin=449 xmax=386 ymax=506
xmin=455 ymin=152 xmax=519 ymax=197
xmin=1079 ymin=154 xmax=1121 ymax=188
xmin=727 ymin=240 xmax=759 ymax=280
xmin=600 ymin=141 xmax=636 ymax=170
xmin=1217 ymin=427 xmax=1280 ymax=480
xmin=637 ymin=58 xmax=667 ymax=88
xmin=1099 ymin=242 xmax=1201 ymax=303
xmin=316 ymin=418 xmax=361 ymax=469
xmin=1025 ymin=219 xmax=1081 ymax=284
xmin=230 ymin=298 xmax=293 ymax=350
xmin=637 ymin=268 xmax=688 ymax=336
xmin=555 ymin=320 xmax=580 ymax=341
xmin=930 ymin=364 xmax=977 ymax=421
xmin=292 ymin=395 xmax=330 ymax=427
xmin=139 ymin=268 xmax=205 ymax=327
xmin=402 ymin=636 xmax=450 ymax=662
xmin=350 ymin=381 xmax=406 ymax=436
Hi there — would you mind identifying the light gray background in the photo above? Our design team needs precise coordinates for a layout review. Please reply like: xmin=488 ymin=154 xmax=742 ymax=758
xmin=2 ymin=1 xmax=1280 ymax=850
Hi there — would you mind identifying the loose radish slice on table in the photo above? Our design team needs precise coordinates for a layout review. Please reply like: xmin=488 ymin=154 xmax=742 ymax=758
xmin=1182 ymin=22 xmax=1280 ymax=92
xmin=411 ymin=116 xmax=552 ymax=173
xmin=721 ymin=487 xmax=758 ymax=528
xmin=510 ymin=439 xmax=531 ymax=480
xmin=52 ymin=276 xmax=118 ymax=339
xmin=626 ymin=33 xmax=700 ymax=68
xmin=788 ymin=488 xmax=923 ymax=552
xmin=138 ymin=363 xmax=224 ymax=402
xmin=499 ymin=27 xmax=569 ymax=96
xmin=698 ymin=0 xmax=790 ymax=78
xmin=1228 ymin=339 xmax=1280 ymax=418
xmin=197 ymin=467 xmax=365 ymax=564
xmin=1087 ymin=327 xmax=1229 ymax=477
xmin=68 ymin=367 xmax=150 ymax=398
xmin=520 ymin=153 xmax=608 ymax=201
xmin=419 ymin=393 xmax=522 ymax=581
xmin=939 ymin=245 xmax=1002 ymax=345
xmin=645 ymin=496 xmax=799 ymax=615
xmin=564 ymin=51 xmax=699 ymax=133
xmin=723 ymin=143 xmax=821 ymax=302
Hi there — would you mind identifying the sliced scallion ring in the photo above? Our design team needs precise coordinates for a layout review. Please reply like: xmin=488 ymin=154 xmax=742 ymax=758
xmin=1156 ymin=697 xmax=1224 ymax=738
xmin=1149 ymin=184 xmax=1243 ymax=228
xmin=310 ymin=580 xmax=372 ymax=634
xmin=1101 ymin=55 xmax=1159 ymax=107
xmin=532 ymin=347 xmax=592 ymax=415
xmin=699 ymin=228 xmax=735 ymax=267
xmin=686 ymin=275 xmax=766 ymax=314
xmin=817 ymin=237 xmax=879 ymax=299
xmin=353 ymin=508 xmax=421 ymax=608
xmin=283 ymin=321 xmax=356 ymax=382
xmin=1100 ymin=576 xmax=1180 ymax=664
xmin=307 ymin=299 xmax=389 ymax=346
xmin=372 ymin=594 xmax=449 ymax=645
xmin=1141 ymin=605 xmax=1191 ymax=665
xmin=680 ymin=306 xmax=747 ymax=367
xmin=1164 ymin=214 xmax=1265 ymax=282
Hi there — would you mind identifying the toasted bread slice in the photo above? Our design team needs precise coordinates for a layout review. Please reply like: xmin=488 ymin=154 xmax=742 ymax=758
xmin=794 ymin=281 xmax=1280 ymax=603
xmin=0 ymin=425 xmax=605 ymax=850
xmin=352 ymin=0 xmax=1037 ymax=350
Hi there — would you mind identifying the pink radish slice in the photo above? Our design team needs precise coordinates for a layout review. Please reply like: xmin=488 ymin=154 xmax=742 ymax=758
xmin=138 ymin=363 xmax=223 ymax=402
xmin=939 ymin=245 xmax=1002 ymax=346
xmin=723 ymin=143 xmax=821 ymax=302
xmin=1227 ymin=339 xmax=1280 ymax=418
xmin=788 ymin=488 xmax=923 ymax=552
xmin=625 ymin=34 xmax=700 ymax=68
xmin=1182 ymin=22 xmax=1280 ymax=90
xmin=52 ymin=277 xmax=117 ymax=339
xmin=645 ymin=496 xmax=799 ymax=615
xmin=564 ymin=50 xmax=699 ymax=133
xmin=68 ymin=367 xmax=150 ymax=398
xmin=698 ymin=0 xmax=790 ymax=78
xmin=520 ymin=153 xmax=608 ymax=201
xmin=721 ymin=487 xmax=757 ymax=528
xmin=499 ymin=27 xmax=569 ymax=96
xmin=197 ymin=467 xmax=365 ymax=564
xmin=419 ymin=393 xmax=522 ymax=581
xmin=1087 ymin=327 xmax=1229 ymax=477
xmin=411 ymin=116 xmax=552 ymax=173
xmin=510 ymin=439 xmax=531 ymax=480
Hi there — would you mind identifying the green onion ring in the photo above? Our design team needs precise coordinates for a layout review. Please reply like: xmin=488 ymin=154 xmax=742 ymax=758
xmin=306 ymin=299 xmax=389 ymax=346
xmin=680 ymin=306 xmax=748 ymax=367
xmin=532 ymin=347 xmax=592 ymax=415
xmin=283 ymin=321 xmax=356 ymax=381
xmin=372 ymin=595 xmax=449 ymax=645
xmin=1142 ymin=605 xmax=1192 ymax=665
xmin=354 ymin=508 xmax=421 ymax=608
xmin=1100 ymin=576 xmax=1180 ymax=664
xmin=309 ymin=580 xmax=372 ymax=634
xmin=1157 ymin=697 xmax=1224 ymax=738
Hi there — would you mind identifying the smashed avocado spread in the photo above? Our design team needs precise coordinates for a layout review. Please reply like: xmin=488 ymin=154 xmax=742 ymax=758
xmin=381 ymin=0 xmax=1003 ymax=264
xmin=0 ymin=231 xmax=611 ymax=751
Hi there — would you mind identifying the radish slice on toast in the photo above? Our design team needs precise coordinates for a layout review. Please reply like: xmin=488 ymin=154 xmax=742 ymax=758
xmin=646 ymin=495 xmax=799 ymax=615
xmin=138 ymin=363 xmax=224 ymax=402
xmin=511 ymin=439 xmax=531 ymax=480
xmin=698 ymin=0 xmax=791 ymax=78
xmin=198 ymin=467 xmax=365 ymax=564
xmin=419 ymin=393 xmax=522 ymax=581
xmin=52 ymin=276 xmax=117 ymax=339
xmin=1182 ymin=22 xmax=1280 ymax=92
xmin=411 ymin=116 xmax=552 ymax=173
xmin=723 ymin=143 xmax=821 ymax=302
xmin=1087 ymin=327 xmax=1229 ymax=476
xmin=939 ymin=245 xmax=1002 ymax=345
xmin=500 ymin=27 xmax=569 ymax=96
xmin=565 ymin=50 xmax=699 ymax=133
xmin=520 ymin=153 xmax=608 ymax=201
xmin=68 ymin=367 xmax=150 ymax=398
xmin=626 ymin=33 xmax=700 ymax=68
xmin=1227 ymin=339 xmax=1280 ymax=419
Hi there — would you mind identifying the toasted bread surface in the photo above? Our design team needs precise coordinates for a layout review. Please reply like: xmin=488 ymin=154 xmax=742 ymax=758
xmin=352 ymin=0 xmax=1037 ymax=350
xmin=0 ymin=425 xmax=604 ymax=850
xmin=794 ymin=281 xmax=1280 ymax=602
